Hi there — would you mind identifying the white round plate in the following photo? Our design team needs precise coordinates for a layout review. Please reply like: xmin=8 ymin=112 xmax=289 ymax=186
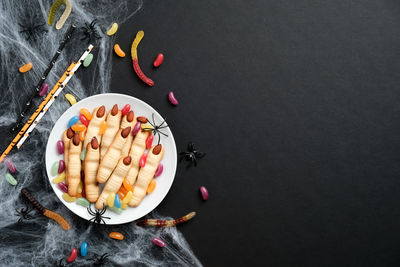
xmin=45 ymin=93 xmax=177 ymax=224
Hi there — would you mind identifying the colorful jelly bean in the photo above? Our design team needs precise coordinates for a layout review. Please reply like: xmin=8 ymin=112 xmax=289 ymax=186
xmin=99 ymin=121 xmax=108 ymax=135
xmin=67 ymin=248 xmax=77 ymax=262
xmin=109 ymin=205 xmax=122 ymax=214
xmin=106 ymin=22 xmax=118 ymax=36
xmin=76 ymin=198 xmax=90 ymax=208
xmin=80 ymin=148 xmax=87 ymax=161
xmin=117 ymin=186 xmax=128 ymax=199
xmin=146 ymin=134 xmax=154 ymax=149
xmin=121 ymin=104 xmax=130 ymax=116
xmin=122 ymin=191 xmax=133 ymax=204
xmin=62 ymin=193 xmax=76 ymax=202
xmin=147 ymin=180 xmax=156 ymax=194
xmin=51 ymin=161 xmax=59 ymax=176
xmin=80 ymin=242 xmax=88 ymax=257
xmin=107 ymin=192 xmax=115 ymax=207
xmin=52 ymin=172 xmax=65 ymax=183
xmin=122 ymin=178 xmax=133 ymax=192
xmin=79 ymin=129 xmax=86 ymax=142
xmin=83 ymin=53 xmax=93 ymax=67
xmin=58 ymin=160 xmax=65 ymax=173
xmin=114 ymin=193 xmax=121 ymax=208
xmin=79 ymin=114 xmax=89 ymax=127
xmin=109 ymin=232 xmax=124 ymax=240
xmin=19 ymin=62 xmax=32 ymax=73
xmin=139 ymin=153 xmax=147 ymax=168
xmin=154 ymin=163 xmax=163 ymax=177
xmin=5 ymin=159 xmax=16 ymax=173
xmin=114 ymin=44 xmax=126 ymax=57
xmin=132 ymin=122 xmax=141 ymax=136
xmin=68 ymin=115 xmax=80 ymax=128
xmin=65 ymin=93 xmax=77 ymax=105
xmin=200 ymin=186 xmax=209 ymax=200
xmin=57 ymin=182 xmax=68 ymax=193
xmin=71 ymin=124 xmax=86 ymax=132
xmin=80 ymin=108 xmax=92 ymax=120
xmin=77 ymin=182 xmax=83 ymax=194
xmin=152 ymin=237 xmax=166 ymax=247
xmin=57 ymin=140 xmax=64 ymax=154
xmin=5 ymin=173 xmax=17 ymax=186
xmin=141 ymin=123 xmax=154 ymax=131
xmin=39 ymin=83 xmax=49 ymax=97
xmin=121 ymin=202 xmax=128 ymax=210
xmin=153 ymin=53 xmax=164 ymax=67
xmin=168 ymin=91 xmax=179 ymax=106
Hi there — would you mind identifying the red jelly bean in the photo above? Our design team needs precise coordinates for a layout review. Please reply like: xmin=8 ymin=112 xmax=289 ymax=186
xmin=67 ymin=248 xmax=77 ymax=262
xmin=132 ymin=122 xmax=141 ymax=136
xmin=79 ymin=114 xmax=89 ymax=127
xmin=121 ymin=104 xmax=130 ymax=116
xmin=146 ymin=134 xmax=154 ymax=149
xmin=153 ymin=53 xmax=164 ymax=67
xmin=58 ymin=160 xmax=65 ymax=173
xmin=5 ymin=159 xmax=16 ymax=173
xmin=139 ymin=153 xmax=147 ymax=168
xmin=152 ymin=237 xmax=166 ymax=247
xmin=57 ymin=140 xmax=64 ymax=154
xmin=57 ymin=183 xmax=68 ymax=193
xmin=200 ymin=186 xmax=209 ymax=200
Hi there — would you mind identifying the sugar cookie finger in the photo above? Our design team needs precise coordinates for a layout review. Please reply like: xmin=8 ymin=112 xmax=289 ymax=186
xmin=125 ymin=129 xmax=149 ymax=185
xmin=100 ymin=104 xmax=121 ymax=158
xmin=84 ymin=137 xmax=100 ymax=202
xmin=67 ymin=134 xmax=82 ymax=197
xmin=83 ymin=106 xmax=106 ymax=149
xmin=120 ymin=111 xmax=136 ymax=157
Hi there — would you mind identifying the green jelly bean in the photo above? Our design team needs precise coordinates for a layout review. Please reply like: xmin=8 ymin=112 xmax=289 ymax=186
xmin=109 ymin=206 xmax=123 ymax=214
xmin=83 ymin=53 xmax=93 ymax=67
xmin=76 ymin=198 xmax=90 ymax=208
xmin=80 ymin=149 xmax=87 ymax=161
xmin=51 ymin=161 xmax=59 ymax=176
xmin=5 ymin=173 xmax=17 ymax=186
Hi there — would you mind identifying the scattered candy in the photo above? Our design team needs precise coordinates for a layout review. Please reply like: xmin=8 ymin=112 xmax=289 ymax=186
xmin=51 ymin=161 xmax=59 ymax=176
xmin=106 ymin=22 xmax=118 ymax=36
xmin=58 ymin=160 xmax=65 ymax=173
xmin=200 ymin=186 xmax=209 ymax=200
xmin=57 ymin=182 xmax=68 ymax=193
xmin=152 ymin=237 xmax=166 ymax=247
xmin=117 ymin=186 xmax=128 ymax=199
xmin=147 ymin=180 xmax=156 ymax=194
xmin=65 ymin=93 xmax=77 ymax=105
xmin=109 ymin=232 xmax=124 ymax=240
xmin=80 ymin=108 xmax=92 ymax=120
xmin=68 ymin=115 xmax=80 ymax=128
xmin=77 ymin=182 xmax=83 ymax=194
xmin=132 ymin=122 xmax=141 ymax=136
xmin=77 ymin=198 xmax=90 ymax=208
xmin=79 ymin=129 xmax=86 ymax=142
xmin=122 ymin=178 xmax=133 ymax=192
xmin=19 ymin=62 xmax=32 ymax=73
xmin=154 ymin=163 xmax=163 ymax=177
xmin=141 ymin=123 xmax=154 ymax=131
xmin=57 ymin=140 xmax=64 ymax=154
xmin=139 ymin=153 xmax=147 ymax=168
xmin=122 ymin=191 xmax=133 ymax=204
xmin=5 ymin=159 xmax=16 ymax=173
xmin=39 ymin=83 xmax=49 ymax=96
xmin=99 ymin=121 xmax=108 ymax=135
xmin=146 ymin=134 xmax=154 ymax=149
xmin=131 ymin=31 xmax=154 ymax=86
xmin=52 ymin=172 xmax=66 ymax=183
xmin=107 ymin=192 xmax=115 ymax=207
xmin=109 ymin=205 xmax=122 ymax=214
xmin=80 ymin=148 xmax=87 ymax=161
xmin=114 ymin=193 xmax=121 ymax=208
xmin=121 ymin=202 xmax=128 ymax=209
xmin=79 ymin=114 xmax=89 ymax=127
xmin=5 ymin=173 xmax=17 ymax=186
xmin=80 ymin=242 xmax=88 ymax=257
xmin=48 ymin=0 xmax=72 ymax=30
xmin=71 ymin=124 xmax=86 ymax=132
xmin=168 ymin=91 xmax=179 ymax=106
xmin=114 ymin=44 xmax=126 ymax=57
xmin=137 ymin=212 xmax=196 ymax=227
xmin=83 ymin=53 xmax=93 ymax=67
xmin=153 ymin=53 xmax=164 ymax=67
xmin=62 ymin=193 xmax=76 ymax=202
xmin=121 ymin=104 xmax=130 ymax=116
xmin=67 ymin=248 xmax=77 ymax=263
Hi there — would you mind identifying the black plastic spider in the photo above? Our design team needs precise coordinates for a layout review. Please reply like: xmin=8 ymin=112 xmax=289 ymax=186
xmin=81 ymin=19 xmax=101 ymax=43
xmin=92 ymin=253 xmax=109 ymax=266
xmin=142 ymin=113 xmax=169 ymax=144
xmin=15 ymin=205 xmax=35 ymax=223
xmin=19 ymin=22 xmax=47 ymax=42
xmin=87 ymin=204 xmax=110 ymax=224
xmin=179 ymin=142 xmax=206 ymax=167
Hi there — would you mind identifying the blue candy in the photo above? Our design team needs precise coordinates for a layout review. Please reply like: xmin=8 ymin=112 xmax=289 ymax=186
xmin=68 ymin=115 xmax=80 ymax=128
xmin=80 ymin=242 xmax=88 ymax=257
xmin=114 ymin=194 xmax=121 ymax=208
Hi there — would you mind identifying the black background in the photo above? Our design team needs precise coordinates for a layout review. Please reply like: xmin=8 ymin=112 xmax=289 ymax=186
xmin=112 ymin=1 xmax=400 ymax=266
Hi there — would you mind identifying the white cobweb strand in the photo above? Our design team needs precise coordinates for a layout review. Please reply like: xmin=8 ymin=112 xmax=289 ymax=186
xmin=0 ymin=0 xmax=202 ymax=266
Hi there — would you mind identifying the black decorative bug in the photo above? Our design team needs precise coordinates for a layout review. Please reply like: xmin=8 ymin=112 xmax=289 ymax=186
xmin=87 ymin=204 xmax=110 ymax=224
xmin=15 ymin=204 xmax=35 ymax=223
xmin=142 ymin=113 xmax=169 ymax=144
xmin=92 ymin=253 xmax=110 ymax=266
xmin=179 ymin=142 xmax=206 ymax=167
xmin=19 ymin=22 xmax=47 ymax=42
xmin=81 ymin=19 xmax=101 ymax=43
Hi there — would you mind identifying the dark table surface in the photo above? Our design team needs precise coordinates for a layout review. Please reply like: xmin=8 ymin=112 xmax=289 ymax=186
xmin=4 ymin=0 xmax=400 ymax=266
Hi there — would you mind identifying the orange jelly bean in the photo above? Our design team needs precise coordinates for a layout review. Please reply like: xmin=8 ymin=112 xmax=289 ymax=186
xmin=117 ymin=186 xmax=128 ymax=199
xmin=80 ymin=108 xmax=92 ymax=120
xmin=123 ymin=178 xmax=133 ymax=192
xmin=147 ymin=180 xmax=156 ymax=194
xmin=79 ymin=129 xmax=86 ymax=141
xmin=114 ymin=44 xmax=126 ymax=57
xmin=109 ymin=232 xmax=124 ymax=240
xmin=99 ymin=121 xmax=108 ymax=135
xmin=71 ymin=124 xmax=86 ymax=132
xmin=19 ymin=62 xmax=33 ymax=73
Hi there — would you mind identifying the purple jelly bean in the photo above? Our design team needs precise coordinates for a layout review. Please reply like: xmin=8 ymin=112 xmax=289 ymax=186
xmin=57 ymin=140 xmax=64 ymax=154
xmin=168 ymin=91 xmax=179 ymax=106
xmin=58 ymin=160 xmax=65 ymax=173
xmin=200 ymin=186 xmax=209 ymax=200
xmin=39 ymin=83 xmax=49 ymax=96
xmin=5 ymin=159 xmax=16 ymax=173
xmin=57 ymin=182 xmax=68 ymax=193
xmin=154 ymin=163 xmax=163 ymax=177
xmin=132 ymin=122 xmax=141 ymax=136
xmin=152 ymin=237 xmax=165 ymax=247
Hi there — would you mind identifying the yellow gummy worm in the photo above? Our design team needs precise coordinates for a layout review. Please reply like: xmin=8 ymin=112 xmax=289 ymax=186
xmin=131 ymin=30 xmax=144 ymax=60
xmin=48 ymin=0 xmax=72 ymax=30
